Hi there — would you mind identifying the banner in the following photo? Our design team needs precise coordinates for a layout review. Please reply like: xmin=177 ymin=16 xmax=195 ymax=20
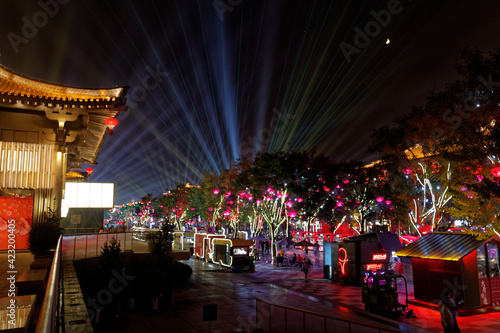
xmin=0 ymin=196 xmax=34 ymax=250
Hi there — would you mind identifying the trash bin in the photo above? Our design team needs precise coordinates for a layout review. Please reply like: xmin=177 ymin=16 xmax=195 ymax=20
xmin=324 ymin=265 xmax=330 ymax=279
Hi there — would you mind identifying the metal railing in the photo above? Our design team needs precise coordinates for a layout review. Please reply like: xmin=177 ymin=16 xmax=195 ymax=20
xmin=61 ymin=232 xmax=149 ymax=260
xmin=36 ymin=236 xmax=62 ymax=333
xmin=255 ymin=298 xmax=403 ymax=333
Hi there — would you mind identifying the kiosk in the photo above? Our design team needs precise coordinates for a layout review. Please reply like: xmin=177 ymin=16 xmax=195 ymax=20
xmin=324 ymin=232 xmax=402 ymax=285
xmin=212 ymin=238 xmax=255 ymax=268
xmin=396 ymin=232 xmax=500 ymax=309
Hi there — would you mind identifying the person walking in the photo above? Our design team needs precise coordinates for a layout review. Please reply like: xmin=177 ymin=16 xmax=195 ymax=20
xmin=439 ymin=289 xmax=455 ymax=333
xmin=448 ymin=289 xmax=461 ymax=333
xmin=303 ymin=258 xmax=312 ymax=282
xmin=297 ymin=254 xmax=304 ymax=271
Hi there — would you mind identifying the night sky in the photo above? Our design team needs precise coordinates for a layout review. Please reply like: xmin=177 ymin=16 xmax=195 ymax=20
xmin=1 ymin=0 xmax=499 ymax=205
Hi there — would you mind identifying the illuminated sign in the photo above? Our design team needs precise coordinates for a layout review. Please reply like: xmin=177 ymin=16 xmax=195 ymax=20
xmin=233 ymin=248 xmax=247 ymax=255
xmin=61 ymin=182 xmax=115 ymax=217
xmin=366 ymin=263 xmax=383 ymax=270
xmin=372 ymin=253 xmax=387 ymax=260
xmin=339 ymin=247 xmax=349 ymax=275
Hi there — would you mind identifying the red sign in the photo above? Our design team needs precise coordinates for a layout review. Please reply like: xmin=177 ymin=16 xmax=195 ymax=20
xmin=479 ymin=277 xmax=491 ymax=306
xmin=490 ymin=276 xmax=500 ymax=306
xmin=366 ymin=263 xmax=383 ymax=271
xmin=372 ymin=254 xmax=387 ymax=260
xmin=0 ymin=196 xmax=33 ymax=250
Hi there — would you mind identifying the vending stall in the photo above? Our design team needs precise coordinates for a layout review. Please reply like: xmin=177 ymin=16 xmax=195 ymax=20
xmin=194 ymin=232 xmax=226 ymax=261
xmin=396 ymin=232 xmax=500 ymax=309
xmin=211 ymin=238 xmax=255 ymax=268
xmin=324 ymin=232 xmax=402 ymax=285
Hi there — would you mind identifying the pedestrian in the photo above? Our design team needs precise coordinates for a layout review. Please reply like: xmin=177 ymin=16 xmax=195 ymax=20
xmin=297 ymin=254 xmax=304 ymax=270
xmin=448 ymin=289 xmax=461 ymax=333
xmin=303 ymin=258 xmax=312 ymax=282
xmin=292 ymin=253 xmax=297 ymax=267
xmin=261 ymin=241 xmax=265 ymax=254
xmin=439 ymin=289 xmax=455 ymax=333
xmin=265 ymin=242 xmax=269 ymax=254
xmin=395 ymin=258 xmax=404 ymax=274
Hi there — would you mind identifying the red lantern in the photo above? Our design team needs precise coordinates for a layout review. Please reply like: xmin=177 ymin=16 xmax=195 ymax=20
xmin=85 ymin=167 xmax=94 ymax=177
xmin=376 ymin=196 xmax=384 ymax=203
xmin=491 ymin=167 xmax=500 ymax=178
xmin=104 ymin=117 xmax=119 ymax=135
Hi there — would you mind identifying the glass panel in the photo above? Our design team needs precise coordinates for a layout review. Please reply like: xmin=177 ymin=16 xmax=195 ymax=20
xmin=286 ymin=309 xmax=304 ymax=333
xmin=270 ymin=306 xmax=286 ymax=332
xmin=304 ymin=312 xmax=324 ymax=332
xmin=477 ymin=244 xmax=488 ymax=278
xmin=486 ymin=242 xmax=499 ymax=277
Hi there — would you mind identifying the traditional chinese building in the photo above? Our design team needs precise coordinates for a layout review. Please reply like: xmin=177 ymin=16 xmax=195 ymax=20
xmin=0 ymin=64 xmax=127 ymax=249
xmin=396 ymin=232 xmax=500 ymax=309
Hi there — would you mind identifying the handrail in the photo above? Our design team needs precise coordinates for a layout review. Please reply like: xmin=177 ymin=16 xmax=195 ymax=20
xmin=256 ymin=298 xmax=404 ymax=333
xmin=36 ymin=236 xmax=62 ymax=333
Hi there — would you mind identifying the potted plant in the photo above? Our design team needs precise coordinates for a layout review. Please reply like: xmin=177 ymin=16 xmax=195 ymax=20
xmin=28 ymin=208 xmax=61 ymax=261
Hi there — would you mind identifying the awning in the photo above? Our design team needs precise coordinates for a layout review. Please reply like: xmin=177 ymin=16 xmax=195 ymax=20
xmin=396 ymin=232 xmax=498 ymax=261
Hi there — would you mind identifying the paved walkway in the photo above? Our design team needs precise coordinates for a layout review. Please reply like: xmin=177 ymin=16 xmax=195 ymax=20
xmin=2 ymin=250 xmax=500 ymax=332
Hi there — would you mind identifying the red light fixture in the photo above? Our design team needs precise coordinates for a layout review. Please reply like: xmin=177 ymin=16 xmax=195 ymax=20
xmin=491 ymin=167 xmax=500 ymax=178
xmin=104 ymin=117 xmax=119 ymax=135
xmin=85 ymin=167 xmax=93 ymax=177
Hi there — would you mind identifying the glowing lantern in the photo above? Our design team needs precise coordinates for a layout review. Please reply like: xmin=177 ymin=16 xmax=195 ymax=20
xmin=376 ymin=197 xmax=384 ymax=203
xmin=286 ymin=201 xmax=293 ymax=207
xmin=85 ymin=167 xmax=93 ymax=177
xmin=297 ymin=198 xmax=303 ymax=203
xmin=104 ymin=117 xmax=119 ymax=135
xmin=247 ymin=195 xmax=253 ymax=201
xmin=208 ymin=207 xmax=213 ymax=211
xmin=277 ymin=193 xmax=283 ymax=198
xmin=491 ymin=167 xmax=500 ymax=177
xmin=336 ymin=201 xmax=344 ymax=207
xmin=385 ymin=200 xmax=391 ymax=205
xmin=256 ymin=199 xmax=262 ymax=205
xmin=323 ymin=186 xmax=330 ymax=192
xmin=289 ymin=211 xmax=297 ymax=218
xmin=265 ymin=196 xmax=272 ymax=201
xmin=403 ymin=168 xmax=412 ymax=175
xmin=223 ymin=210 xmax=230 ymax=216
xmin=213 ymin=189 xmax=219 ymax=194
xmin=343 ymin=179 xmax=349 ymax=184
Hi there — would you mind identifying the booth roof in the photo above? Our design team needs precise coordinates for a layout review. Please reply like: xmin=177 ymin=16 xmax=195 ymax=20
xmin=395 ymin=232 xmax=499 ymax=261
xmin=346 ymin=232 xmax=402 ymax=252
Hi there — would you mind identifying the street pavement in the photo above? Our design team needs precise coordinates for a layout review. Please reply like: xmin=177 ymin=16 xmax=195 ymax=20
xmin=2 ymin=249 xmax=500 ymax=332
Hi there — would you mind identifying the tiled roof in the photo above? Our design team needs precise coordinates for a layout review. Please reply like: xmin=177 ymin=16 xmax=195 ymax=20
xmin=395 ymin=232 xmax=497 ymax=261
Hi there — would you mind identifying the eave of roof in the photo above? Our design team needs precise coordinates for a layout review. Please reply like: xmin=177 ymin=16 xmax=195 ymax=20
xmin=395 ymin=232 xmax=499 ymax=261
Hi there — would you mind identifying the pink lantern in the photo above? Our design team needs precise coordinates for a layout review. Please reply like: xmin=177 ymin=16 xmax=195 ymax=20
xmin=208 ymin=207 xmax=213 ymax=211
xmin=403 ymin=168 xmax=412 ymax=175
xmin=336 ymin=201 xmax=344 ymax=207
xmin=461 ymin=187 xmax=468 ymax=191
xmin=266 ymin=196 xmax=272 ymax=201
xmin=229 ymin=201 xmax=234 ymax=205
xmin=247 ymin=195 xmax=253 ymax=201
xmin=376 ymin=197 xmax=384 ymax=203
xmin=491 ymin=167 xmax=500 ymax=177
xmin=297 ymin=198 xmax=303 ymax=202
xmin=336 ymin=185 xmax=341 ymax=189
xmin=385 ymin=200 xmax=391 ymax=205
xmin=286 ymin=201 xmax=293 ymax=207
xmin=277 ymin=193 xmax=283 ymax=198
xmin=256 ymin=199 xmax=262 ymax=205
xmin=324 ymin=186 xmax=330 ymax=192
xmin=213 ymin=189 xmax=220 ymax=194
xmin=223 ymin=210 xmax=230 ymax=216
xmin=343 ymin=179 xmax=349 ymax=184
xmin=289 ymin=211 xmax=297 ymax=218
xmin=477 ymin=175 xmax=484 ymax=182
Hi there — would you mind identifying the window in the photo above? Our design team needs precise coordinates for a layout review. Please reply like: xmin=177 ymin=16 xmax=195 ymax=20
xmin=487 ymin=242 xmax=499 ymax=278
